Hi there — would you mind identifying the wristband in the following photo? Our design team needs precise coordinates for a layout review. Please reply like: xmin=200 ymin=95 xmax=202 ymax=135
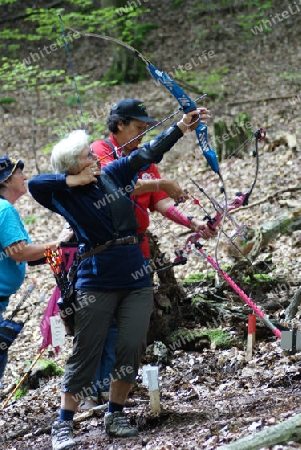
xmin=181 ymin=115 xmax=200 ymax=127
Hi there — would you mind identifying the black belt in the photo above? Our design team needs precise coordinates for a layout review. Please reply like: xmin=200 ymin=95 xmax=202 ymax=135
xmin=138 ymin=232 xmax=146 ymax=242
xmin=80 ymin=236 xmax=138 ymax=261
xmin=0 ymin=296 xmax=9 ymax=302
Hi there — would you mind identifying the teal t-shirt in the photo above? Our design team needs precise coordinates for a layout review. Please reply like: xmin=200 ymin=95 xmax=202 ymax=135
xmin=0 ymin=198 xmax=31 ymax=310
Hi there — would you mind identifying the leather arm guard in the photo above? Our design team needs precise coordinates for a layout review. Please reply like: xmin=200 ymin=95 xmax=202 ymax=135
xmin=165 ymin=206 xmax=192 ymax=228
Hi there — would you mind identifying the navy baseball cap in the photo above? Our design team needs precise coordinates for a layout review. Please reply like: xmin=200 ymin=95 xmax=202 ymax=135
xmin=110 ymin=98 xmax=157 ymax=123
xmin=0 ymin=156 xmax=24 ymax=183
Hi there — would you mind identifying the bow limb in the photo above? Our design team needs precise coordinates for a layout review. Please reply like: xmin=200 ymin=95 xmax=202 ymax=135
xmin=189 ymin=128 xmax=266 ymax=267
xmin=61 ymin=20 xmax=221 ymax=176
xmin=147 ymin=64 xmax=220 ymax=174
xmin=240 ymin=127 xmax=266 ymax=206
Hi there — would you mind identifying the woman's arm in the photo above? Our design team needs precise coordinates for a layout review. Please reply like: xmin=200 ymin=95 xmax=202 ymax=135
xmin=5 ymin=228 xmax=73 ymax=262
xmin=5 ymin=241 xmax=56 ymax=262
xmin=154 ymin=197 xmax=217 ymax=239
xmin=28 ymin=167 xmax=99 ymax=211
xmin=28 ymin=173 xmax=68 ymax=212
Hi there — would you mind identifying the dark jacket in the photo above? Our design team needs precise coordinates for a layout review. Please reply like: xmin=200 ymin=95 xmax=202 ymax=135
xmin=28 ymin=124 xmax=183 ymax=290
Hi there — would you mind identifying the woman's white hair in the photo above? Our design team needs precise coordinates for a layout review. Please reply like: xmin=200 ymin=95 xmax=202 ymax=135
xmin=51 ymin=130 xmax=89 ymax=174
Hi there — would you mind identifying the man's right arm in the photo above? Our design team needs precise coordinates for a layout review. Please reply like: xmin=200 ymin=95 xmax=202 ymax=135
xmin=128 ymin=108 xmax=206 ymax=172
xmin=132 ymin=178 xmax=185 ymax=203
xmin=128 ymin=123 xmax=183 ymax=172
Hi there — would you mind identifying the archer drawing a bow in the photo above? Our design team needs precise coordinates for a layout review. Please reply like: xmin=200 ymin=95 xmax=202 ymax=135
xmin=56 ymin=17 xmax=283 ymax=342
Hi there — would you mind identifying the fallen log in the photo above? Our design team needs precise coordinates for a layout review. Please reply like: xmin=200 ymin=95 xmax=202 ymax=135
xmin=218 ymin=412 xmax=301 ymax=450
xmin=227 ymin=206 xmax=301 ymax=261
xmin=285 ymin=286 xmax=301 ymax=320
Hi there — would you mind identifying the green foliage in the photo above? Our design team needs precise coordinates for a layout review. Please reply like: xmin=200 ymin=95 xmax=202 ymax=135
xmin=0 ymin=58 xmax=66 ymax=92
xmin=236 ymin=0 xmax=273 ymax=35
xmin=183 ymin=271 xmax=216 ymax=283
xmin=191 ymin=296 xmax=215 ymax=305
xmin=279 ymin=72 xmax=301 ymax=80
xmin=187 ymin=0 xmax=274 ymax=39
xmin=14 ymin=384 xmax=30 ymax=400
xmin=14 ymin=359 xmax=64 ymax=399
xmin=169 ymin=327 xmax=191 ymax=342
xmin=0 ymin=57 xmax=115 ymax=157
xmin=0 ymin=28 xmax=28 ymax=40
xmin=1 ymin=1 xmax=155 ymax=84
xmin=22 ymin=216 xmax=38 ymax=225
xmin=169 ymin=327 xmax=231 ymax=349
xmin=34 ymin=359 xmax=64 ymax=376
xmin=67 ymin=97 xmax=80 ymax=106
xmin=183 ymin=266 xmax=230 ymax=284
xmin=0 ymin=0 xmax=18 ymax=4
xmin=23 ymin=4 xmax=154 ymax=48
xmin=175 ymin=68 xmax=229 ymax=98
xmin=243 ymin=273 xmax=276 ymax=283
xmin=0 ymin=97 xmax=15 ymax=103
xmin=172 ymin=0 xmax=184 ymax=7
xmin=189 ymin=0 xmax=272 ymax=14
xmin=0 ymin=58 xmax=112 ymax=112
xmin=6 ymin=3 xmax=154 ymax=83
xmin=205 ymin=329 xmax=231 ymax=347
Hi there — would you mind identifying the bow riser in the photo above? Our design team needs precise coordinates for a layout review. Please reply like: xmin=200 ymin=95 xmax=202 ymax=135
xmin=148 ymin=63 xmax=220 ymax=174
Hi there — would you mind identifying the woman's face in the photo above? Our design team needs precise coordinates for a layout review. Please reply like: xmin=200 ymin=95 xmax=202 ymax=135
xmin=7 ymin=168 xmax=28 ymax=198
xmin=74 ymin=146 xmax=98 ymax=174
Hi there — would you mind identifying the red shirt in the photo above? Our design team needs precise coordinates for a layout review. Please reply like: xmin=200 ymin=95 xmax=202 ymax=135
xmin=92 ymin=134 xmax=168 ymax=258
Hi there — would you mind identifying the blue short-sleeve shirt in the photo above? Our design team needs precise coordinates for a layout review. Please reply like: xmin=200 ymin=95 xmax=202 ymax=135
xmin=0 ymin=199 xmax=31 ymax=309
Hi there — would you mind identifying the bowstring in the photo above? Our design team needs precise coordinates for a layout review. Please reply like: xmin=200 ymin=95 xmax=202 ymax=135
xmin=58 ymin=15 xmax=86 ymax=131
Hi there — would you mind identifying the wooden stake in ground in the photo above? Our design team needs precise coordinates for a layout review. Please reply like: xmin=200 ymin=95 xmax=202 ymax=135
xmin=146 ymin=366 xmax=161 ymax=414
xmin=246 ymin=313 xmax=256 ymax=361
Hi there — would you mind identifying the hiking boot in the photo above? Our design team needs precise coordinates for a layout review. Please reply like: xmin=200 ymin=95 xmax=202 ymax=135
xmin=51 ymin=420 xmax=75 ymax=450
xmin=104 ymin=411 xmax=138 ymax=437
xmin=78 ymin=395 xmax=98 ymax=411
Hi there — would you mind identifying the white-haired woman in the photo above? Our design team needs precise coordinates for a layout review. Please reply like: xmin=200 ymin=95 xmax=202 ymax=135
xmin=28 ymin=108 xmax=205 ymax=450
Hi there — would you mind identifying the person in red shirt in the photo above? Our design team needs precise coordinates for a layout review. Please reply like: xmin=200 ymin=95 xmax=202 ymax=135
xmin=81 ymin=98 xmax=214 ymax=408
xmin=92 ymin=98 xmax=212 ymax=259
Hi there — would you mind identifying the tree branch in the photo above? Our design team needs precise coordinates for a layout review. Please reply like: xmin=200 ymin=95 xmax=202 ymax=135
xmin=231 ymin=186 xmax=301 ymax=214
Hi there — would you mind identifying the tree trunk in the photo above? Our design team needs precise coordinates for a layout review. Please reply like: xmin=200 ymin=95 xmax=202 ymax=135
xmin=219 ymin=412 xmax=301 ymax=450
xmin=146 ymin=231 xmax=185 ymax=344
xmin=213 ymin=113 xmax=251 ymax=161
xmin=101 ymin=0 xmax=146 ymax=83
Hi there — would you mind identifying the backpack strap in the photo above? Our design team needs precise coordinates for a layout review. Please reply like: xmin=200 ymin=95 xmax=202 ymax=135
xmin=103 ymin=138 xmax=119 ymax=160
